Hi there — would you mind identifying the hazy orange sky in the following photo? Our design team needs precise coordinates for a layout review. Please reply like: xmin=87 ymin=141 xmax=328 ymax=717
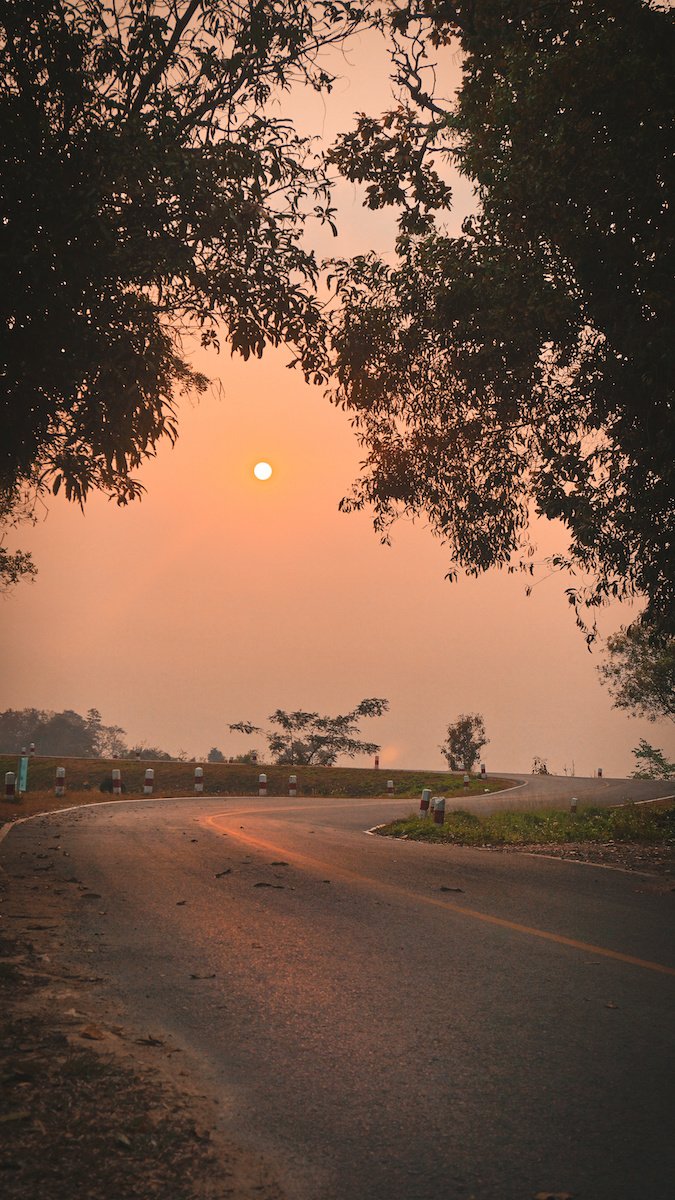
xmin=2 ymin=25 xmax=673 ymax=777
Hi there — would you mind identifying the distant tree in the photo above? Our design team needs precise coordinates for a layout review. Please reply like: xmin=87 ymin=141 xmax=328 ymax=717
xmin=0 ymin=0 xmax=370 ymax=586
xmin=630 ymin=740 xmax=675 ymax=781
xmin=37 ymin=710 xmax=98 ymax=757
xmin=207 ymin=747 xmax=226 ymax=764
xmin=129 ymin=745 xmax=172 ymax=761
xmin=230 ymin=698 xmax=389 ymax=766
xmin=598 ymin=625 xmax=675 ymax=721
xmin=232 ymin=751 xmax=259 ymax=765
xmin=0 ymin=706 xmax=129 ymax=757
xmin=532 ymin=757 xmax=549 ymax=776
xmin=440 ymin=714 xmax=488 ymax=773
xmin=85 ymin=708 xmax=128 ymax=758
xmin=0 ymin=707 xmax=45 ymax=751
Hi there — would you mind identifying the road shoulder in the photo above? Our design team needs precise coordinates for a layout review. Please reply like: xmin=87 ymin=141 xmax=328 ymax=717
xmin=0 ymin=850 xmax=286 ymax=1200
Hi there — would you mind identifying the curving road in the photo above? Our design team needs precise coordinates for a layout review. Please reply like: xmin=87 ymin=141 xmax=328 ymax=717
xmin=2 ymin=776 xmax=674 ymax=1200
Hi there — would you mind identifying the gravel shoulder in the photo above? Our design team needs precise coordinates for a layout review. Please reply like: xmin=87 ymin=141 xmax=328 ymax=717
xmin=511 ymin=840 xmax=674 ymax=884
xmin=0 ymin=854 xmax=286 ymax=1200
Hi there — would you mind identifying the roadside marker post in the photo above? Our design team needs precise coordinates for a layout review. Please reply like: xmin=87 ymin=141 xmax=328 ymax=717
xmin=112 ymin=768 xmax=122 ymax=796
xmin=374 ymin=754 xmax=379 ymax=769
xmin=5 ymin=772 xmax=16 ymax=801
xmin=597 ymin=767 xmax=603 ymax=778
xmin=420 ymin=788 xmax=431 ymax=818
xmin=194 ymin=767 xmax=204 ymax=794
xmin=55 ymin=767 xmax=66 ymax=797
xmin=258 ymin=773 xmax=267 ymax=798
xmin=387 ymin=779 xmax=394 ymax=798
xmin=17 ymin=756 xmax=29 ymax=795
xmin=433 ymin=796 xmax=446 ymax=825
xmin=480 ymin=763 xmax=486 ymax=777
xmin=144 ymin=768 xmax=154 ymax=795
xmin=463 ymin=774 xmax=470 ymax=789
xmin=289 ymin=774 xmax=297 ymax=797
xmin=570 ymin=796 xmax=578 ymax=815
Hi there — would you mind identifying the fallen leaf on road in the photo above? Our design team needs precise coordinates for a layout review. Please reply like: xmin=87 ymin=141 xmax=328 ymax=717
xmin=116 ymin=1133 xmax=132 ymax=1148
xmin=79 ymin=1024 xmax=106 ymax=1041
xmin=253 ymin=882 xmax=284 ymax=889
xmin=135 ymin=1034 xmax=165 ymax=1046
xmin=189 ymin=973 xmax=216 ymax=980
xmin=440 ymin=886 xmax=464 ymax=893
xmin=270 ymin=861 xmax=289 ymax=866
xmin=0 ymin=1110 xmax=31 ymax=1124
xmin=215 ymin=869 xmax=232 ymax=878
xmin=80 ymin=893 xmax=102 ymax=901
xmin=534 ymin=1193 xmax=574 ymax=1199
xmin=605 ymin=1000 xmax=619 ymax=1009
xmin=176 ymin=900 xmax=187 ymax=906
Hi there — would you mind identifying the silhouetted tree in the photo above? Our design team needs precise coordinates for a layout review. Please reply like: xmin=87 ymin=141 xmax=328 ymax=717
xmin=440 ymin=714 xmax=488 ymax=772
xmin=598 ymin=626 xmax=675 ymax=721
xmin=207 ymin=747 xmax=226 ymax=763
xmin=230 ymin=698 xmax=389 ymax=766
xmin=630 ymin=740 xmax=675 ymax=780
xmin=328 ymin=0 xmax=674 ymax=637
xmin=0 ymin=705 xmax=127 ymax=756
xmin=0 ymin=0 xmax=369 ymax=582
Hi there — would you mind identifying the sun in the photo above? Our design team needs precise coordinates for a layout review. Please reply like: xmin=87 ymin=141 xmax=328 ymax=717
xmin=253 ymin=461 xmax=273 ymax=481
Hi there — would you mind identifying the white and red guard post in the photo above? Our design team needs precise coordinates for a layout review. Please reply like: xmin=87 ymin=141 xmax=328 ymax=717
xmin=258 ymin=773 xmax=267 ymax=797
xmin=194 ymin=766 xmax=204 ymax=793
xmin=289 ymin=774 xmax=297 ymax=797
xmin=112 ymin=768 xmax=122 ymax=796
xmin=144 ymin=768 xmax=154 ymax=795
xmin=55 ymin=766 xmax=66 ymax=797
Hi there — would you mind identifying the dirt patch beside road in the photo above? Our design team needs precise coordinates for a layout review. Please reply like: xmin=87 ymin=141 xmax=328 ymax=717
xmin=0 ymin=862 xmax=285 ymax=1200
xmin=516 ymin=840 xmax=674 ymax=886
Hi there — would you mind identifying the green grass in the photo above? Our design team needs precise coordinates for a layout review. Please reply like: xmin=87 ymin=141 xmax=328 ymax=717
xmin=0 ymin=754 xmax=514 ymax=818
xmin=380 ymin=805 xmax=675 ymax=846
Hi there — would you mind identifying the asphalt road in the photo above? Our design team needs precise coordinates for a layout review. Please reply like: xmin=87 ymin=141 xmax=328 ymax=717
xmin=3 ymin=778 xmax=674 ymax=1200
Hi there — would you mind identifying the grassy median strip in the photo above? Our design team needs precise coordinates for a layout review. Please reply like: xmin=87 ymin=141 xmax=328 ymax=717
xmin=378 ymin=805 xmax=675 ymax=846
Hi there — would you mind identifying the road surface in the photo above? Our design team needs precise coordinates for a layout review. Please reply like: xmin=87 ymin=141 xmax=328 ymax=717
xmin=2 ymin=777 xmax=674 ymax=1199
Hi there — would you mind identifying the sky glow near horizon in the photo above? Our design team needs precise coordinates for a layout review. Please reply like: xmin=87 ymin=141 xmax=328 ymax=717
xmin=1 ymin=29 xmax=673 ymax=778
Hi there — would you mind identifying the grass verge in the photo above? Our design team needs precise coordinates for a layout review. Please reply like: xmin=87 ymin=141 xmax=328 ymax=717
xmin=378 ymin=804 xmax=675 ymax=846
xmin=0 ymin=755 xmax=513 ymax=820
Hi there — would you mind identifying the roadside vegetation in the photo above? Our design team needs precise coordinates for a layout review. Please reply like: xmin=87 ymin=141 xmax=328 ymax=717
xmin=0 ymin=755 xmax=513 ymax=820
xmin=380 ymin=805 xmax=675 ymax=847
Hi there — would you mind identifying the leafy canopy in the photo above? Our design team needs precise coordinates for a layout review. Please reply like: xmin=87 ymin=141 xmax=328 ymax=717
xmin=0 ymin=0 xmax=368 ymax=526
xmin=327 ymin=0 xmax=674 ymax=637
xmin=230 ymin=697 xmax=389 ymax=765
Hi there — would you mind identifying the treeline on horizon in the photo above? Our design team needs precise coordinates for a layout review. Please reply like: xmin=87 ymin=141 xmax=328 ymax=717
xmin=0 ymin=707 xmax=172 ymax=761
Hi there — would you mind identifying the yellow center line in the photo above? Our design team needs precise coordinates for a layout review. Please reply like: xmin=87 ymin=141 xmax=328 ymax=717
xmin=201 ymin=811 xmax=675 ymax=979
